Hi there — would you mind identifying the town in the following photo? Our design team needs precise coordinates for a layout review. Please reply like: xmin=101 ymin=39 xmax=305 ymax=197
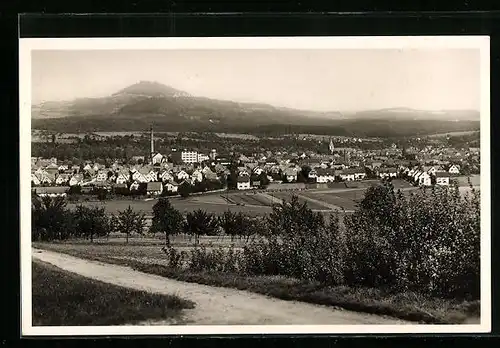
xmin=31 ymin=127 xmax=480 ymax=198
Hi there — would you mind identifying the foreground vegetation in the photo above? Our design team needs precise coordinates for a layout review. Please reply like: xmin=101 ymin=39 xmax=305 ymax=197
xmin=32 ymin=179 xmax=481 ymax=324
xmin=32 ymin=243 xmax=479 ymax=324
xmin=32 ymin=261 xmax=195 ymax=326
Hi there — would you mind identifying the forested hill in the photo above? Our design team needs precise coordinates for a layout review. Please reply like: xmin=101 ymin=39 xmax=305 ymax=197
xmin=32 ymin=81 xmax=480 ymax=137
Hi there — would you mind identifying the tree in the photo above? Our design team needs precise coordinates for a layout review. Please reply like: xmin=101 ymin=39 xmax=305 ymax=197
xmin=116 ymin=206 xmax=142 ymax=243
xmin=178 ymin=181 xmax=191 ymax=198
xmin=68 ymin=185 xmax=82 ymax=195
xmin=72 ymin=205 xmax=109 ymax=243
xmin=219 ymin=210 xmax=240 ymax=241
xmin=31 ymin=195 xmax=71 ymax=241
xmin=150 ymin=198 xmax=183 ymax=246
xmin=184 ymin=209 xmax=219 ymax=244
xmin=258 ymin=172 xmax=270 ymax=189
xmin=96 ymin=188 xmax=108 ymax=201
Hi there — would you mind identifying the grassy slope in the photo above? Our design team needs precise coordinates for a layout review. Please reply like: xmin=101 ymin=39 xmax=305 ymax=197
xmin=33 ymin=243 xmax=480 ymax=325
xmin=32 ymin=260 xmax=195 ymax=326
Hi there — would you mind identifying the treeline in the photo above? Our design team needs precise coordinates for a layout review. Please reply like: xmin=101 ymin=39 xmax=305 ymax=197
xmin=33 ymin=115 xmax=479 ymax=139
xmin=32 ymin=196 xmax=146 ymax=243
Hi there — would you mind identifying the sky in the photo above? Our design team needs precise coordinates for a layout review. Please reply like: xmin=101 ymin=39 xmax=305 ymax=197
xmin=31 ymin=49 xmax=480 ymax=112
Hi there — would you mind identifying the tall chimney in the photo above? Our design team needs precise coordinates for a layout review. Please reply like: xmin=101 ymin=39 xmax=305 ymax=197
xmin=150 ymin=125 xmax=154 ymax=162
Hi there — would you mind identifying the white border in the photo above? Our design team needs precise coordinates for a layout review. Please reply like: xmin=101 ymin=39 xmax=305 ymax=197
xmin=19 ymin=36 xmax=491 ymax=336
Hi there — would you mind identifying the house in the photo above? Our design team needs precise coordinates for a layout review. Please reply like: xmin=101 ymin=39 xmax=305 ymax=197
xmin=152 ymin=153 xmax=163 ymax=165
xmin=338 ymin=169 xmax=356 ymax=181
xmin=422 ymin=166 xmax=440 ymax=175
xmin=197 ymin=153 xmax=210 ymax=163
xmin=116 ymin=172 xmax=130 ymax=184
xmin=31 ymin=173 xmax=41 ymax=186
xmin=146 ymin=169 xmax=158 ymax=182
xmin=159 ymin=170 xmax=174 ymax=183
xmin=146 ymin=182 xmax=163 ymax=196
xmin=191 ymin=170 xmax=203 ymax=183
xmin=284 ymin=168 xmax=298 ymax=182
xmin=448 ymin=164 xmax=461 ymax=175
xmin=237 ymin=167 xmax=250 ymax=177
xmin=96 ymin=170 xmax=108 ymax=182
xmin=378 ymin=167 xmax=398 ymax=179
xmin=176 ymin=170 xmax=190 ymax=181
xmin=353 ymin=169 xmax=366 ymax=180
xmin=253 ymin=166 xmax=264 ymax=176
xmin=129 ymin=181 xmax=140 ymax=192
xmin=308 ymin=168 xmax=318 ymax=180
xmin=69 ymin=174 xmax=83 ymax=186
xmin=236 ymin=176 xmax=251 ymax=190
xmin=316 ymin=168 xmax=336 ymax=183
xmin=164 ymin=181 xmax=179 ymax=193
xmin=435 ymin=172 xmax=450 ymax=186
xmin=38 ymin=172 xmax=55 ymax=185
xmin=58 ymin=164 xmax=69 ymax=172
xmin=132 ymin=171 xmax=148 ymax=183
xmin=45 ymin=163 xmax=59 ymax=176
xmin=55 ymin=173 xmax=71 ymax=185
xmin=83 ymin=163 xmax=92 ymax=171
xmin=418 ymin=172 xmax=432 ymax=186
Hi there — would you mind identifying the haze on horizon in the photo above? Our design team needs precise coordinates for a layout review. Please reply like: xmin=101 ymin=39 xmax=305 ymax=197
xmin=31 ymin=49 xmax=480 ymax=112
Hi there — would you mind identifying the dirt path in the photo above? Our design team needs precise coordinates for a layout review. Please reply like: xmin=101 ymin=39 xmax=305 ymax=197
xmin=32 ymin=248 xmax=409 ymax=325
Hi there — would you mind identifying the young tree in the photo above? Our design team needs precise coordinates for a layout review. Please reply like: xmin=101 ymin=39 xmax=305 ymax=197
xmin=219 ymin=210 xmax=239 ymax=241
xmin=116 ymin=206 xmax=141 ymax=243
xmin=184 ymin=209 xmax=219 ymax=244
xmin=150 ymin=198 xmax=183 ymax=246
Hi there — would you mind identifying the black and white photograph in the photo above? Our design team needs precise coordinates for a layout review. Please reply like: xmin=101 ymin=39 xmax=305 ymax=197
xmin=19 ymin=36 xmax=490 ymax=335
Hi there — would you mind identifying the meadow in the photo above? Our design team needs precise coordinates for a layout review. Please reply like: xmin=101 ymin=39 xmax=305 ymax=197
xmin=32 ymin=260 xmax=194 ymax=326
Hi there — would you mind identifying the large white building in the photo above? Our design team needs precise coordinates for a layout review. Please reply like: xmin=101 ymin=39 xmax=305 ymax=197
xmin=181 ymin=151 xmax=198 ymax=163
xmin=197 ymin=153 xmax=210 ymax=163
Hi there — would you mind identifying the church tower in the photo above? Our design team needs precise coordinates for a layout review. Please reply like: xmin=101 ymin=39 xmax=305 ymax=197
xmin=329 ymin=138 xmax=335 ymax=155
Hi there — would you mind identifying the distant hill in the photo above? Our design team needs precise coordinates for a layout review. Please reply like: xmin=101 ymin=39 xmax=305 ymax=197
xmin=31 ymin=81 xmax=480 ymax=137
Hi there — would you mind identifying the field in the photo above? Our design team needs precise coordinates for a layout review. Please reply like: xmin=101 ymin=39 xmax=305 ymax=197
xmin=32 ymin=259 xmax=194 ymax=326
xmin=215 ymin=133 xmax=260 ymax=140
xmin=68 ymin=195 xmax=273 ymax=217
xmin=426 ymin=130 xmax=480 ymax=138
xmin=66 ymin=177 xmax=479 ymax=219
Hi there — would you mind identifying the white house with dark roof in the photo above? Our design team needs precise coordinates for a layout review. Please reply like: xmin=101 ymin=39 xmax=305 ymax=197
xmin=448 ymin=164 xmax=461 ymax=175
xmin=237 ymin=176 xmax=251 ymax=190
xmin=146 ymin=182 xmax=163 ymax=195
xmin=378 ymin=167 xmax=398 ymax=179
xmin=159 ymin=170 xmax=174 ymax=183
xmin=164 ymin=181 xmax=179 ymax=193
xmin=284 ymin=168 xmax=298 ymax=182
xmin=418 ymin=171 xmax=432 ymax=186
xmin=435 ymin=171 xmax=450 ymax=186
xmin=69 ymin=174 xmax=83 ymax=186
xmin=316 ymin=168 xmax=336 ymax=183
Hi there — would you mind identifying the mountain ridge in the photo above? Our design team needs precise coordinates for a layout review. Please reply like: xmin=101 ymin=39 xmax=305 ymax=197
xmin=31 ymin=81 xmax=480 ymax=137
